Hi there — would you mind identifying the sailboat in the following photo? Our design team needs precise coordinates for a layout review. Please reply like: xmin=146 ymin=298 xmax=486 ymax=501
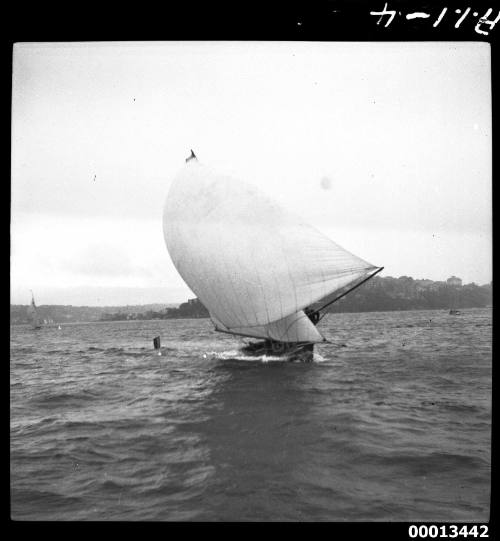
xmin=163 ymin=154 xmax=383 ymax=361
xmin=27 ymin=290 xmax=42 ymax=330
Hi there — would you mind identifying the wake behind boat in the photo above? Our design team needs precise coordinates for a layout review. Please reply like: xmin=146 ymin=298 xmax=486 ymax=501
xmin=163 ymin=152 xmax=382 ymax=361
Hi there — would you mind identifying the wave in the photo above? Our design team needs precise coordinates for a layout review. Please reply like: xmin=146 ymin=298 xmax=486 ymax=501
xmin=366 ymin=451 xmax=488 ymax=474
xmin=10 ymin=310 xmax=491 ymax=521
xmin=419 ymin=400 xmax=484 ymax=414
xmin=30 ymin=389 xmax=100 ymax=408
xmin=11 ymin=488 xmax=84 ymax=508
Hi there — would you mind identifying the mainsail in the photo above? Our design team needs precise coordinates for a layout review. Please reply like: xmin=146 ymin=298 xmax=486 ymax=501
xmin=163 ymin=160 xmax=381 ymax=343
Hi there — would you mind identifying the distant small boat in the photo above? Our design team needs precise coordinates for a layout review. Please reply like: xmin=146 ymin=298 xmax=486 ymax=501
xmin=27 ymin=290 xmax=42 ymax=329
xmin=449 ymin=309 xmax=461 ymax=315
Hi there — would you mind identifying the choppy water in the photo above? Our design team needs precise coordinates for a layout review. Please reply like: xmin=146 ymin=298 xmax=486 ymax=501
xmin=10 ymin=308 xmax=491 ymax=521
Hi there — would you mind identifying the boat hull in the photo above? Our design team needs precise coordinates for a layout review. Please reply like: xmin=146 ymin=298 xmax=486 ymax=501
xmin=239 ymin=340 xmax=314 ymax=362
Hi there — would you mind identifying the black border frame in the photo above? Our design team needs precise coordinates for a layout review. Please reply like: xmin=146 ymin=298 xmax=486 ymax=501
xmin=6 ymin=0 xmax=497 ymax=535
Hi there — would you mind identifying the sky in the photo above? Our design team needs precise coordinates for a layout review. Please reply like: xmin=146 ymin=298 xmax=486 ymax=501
xmin=11 ymin=41 xmax=492 ymax=306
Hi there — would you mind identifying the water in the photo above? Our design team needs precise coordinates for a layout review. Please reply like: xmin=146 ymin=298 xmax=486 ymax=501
xmin=10 ymin=308 xmax=491 ymax=521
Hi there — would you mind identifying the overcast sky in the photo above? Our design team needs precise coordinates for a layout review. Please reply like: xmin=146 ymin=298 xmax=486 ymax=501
xmin=11 ymin=41 xmax=491 ymax=306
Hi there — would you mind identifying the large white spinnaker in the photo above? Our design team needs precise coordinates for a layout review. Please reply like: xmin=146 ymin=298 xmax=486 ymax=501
xmin=163 ymin=160 xmax=380 ymax=343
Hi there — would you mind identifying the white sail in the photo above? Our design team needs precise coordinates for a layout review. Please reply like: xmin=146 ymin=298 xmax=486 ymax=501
xmin=211 ymin=310 xmax=325 ymax=343
xmin=163 ymin=161 xmax=379 ymax=343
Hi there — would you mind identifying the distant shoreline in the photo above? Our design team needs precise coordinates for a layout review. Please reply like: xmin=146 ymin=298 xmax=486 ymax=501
xmin=10 ymin=276 xmax=492 ymax=325
xmin=10 ymin=306 xmax=492 ymax=326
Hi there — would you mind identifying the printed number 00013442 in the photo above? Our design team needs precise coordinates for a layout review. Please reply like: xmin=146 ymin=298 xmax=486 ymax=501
xmin=408 ymin=525 xmax=488 ymax=538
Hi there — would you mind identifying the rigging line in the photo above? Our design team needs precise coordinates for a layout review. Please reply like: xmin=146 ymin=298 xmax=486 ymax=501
xmin=316 ymin=266 xmax=384 ymax=322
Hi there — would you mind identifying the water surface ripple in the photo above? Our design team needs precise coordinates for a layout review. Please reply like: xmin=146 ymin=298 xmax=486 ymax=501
xmin=10 ymin=308 xmax=491 ymax=521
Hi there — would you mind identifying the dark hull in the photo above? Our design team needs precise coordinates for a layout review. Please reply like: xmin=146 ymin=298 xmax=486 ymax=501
xmin=239 ymin=340 xmax=314 ymax=362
